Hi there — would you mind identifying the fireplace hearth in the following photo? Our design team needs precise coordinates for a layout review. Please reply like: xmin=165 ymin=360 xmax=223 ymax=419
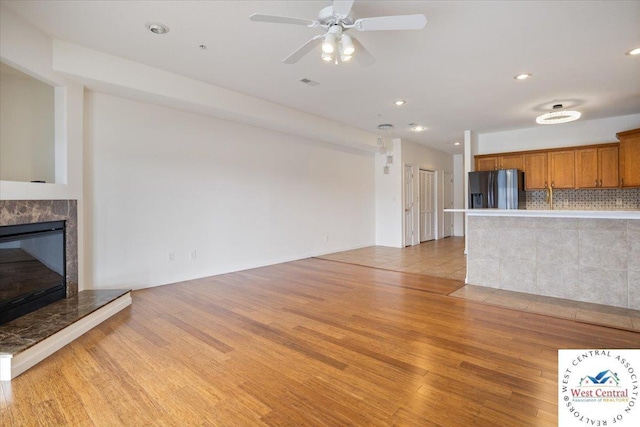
xmin=0 ymin=221 xmax=67 ymax=324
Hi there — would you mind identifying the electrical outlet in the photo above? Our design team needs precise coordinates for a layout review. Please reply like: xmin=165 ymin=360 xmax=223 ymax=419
xmin=616 ymin=198 xmax=622 ymax=206
xmin=168 ymin=252 xmax=175 ymax=262
xmin=190 ymin=249 xmax=197 ymax=260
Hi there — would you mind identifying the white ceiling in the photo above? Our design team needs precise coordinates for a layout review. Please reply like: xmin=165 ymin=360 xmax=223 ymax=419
xmin=3 ymin=0 xmax=640 ymax=154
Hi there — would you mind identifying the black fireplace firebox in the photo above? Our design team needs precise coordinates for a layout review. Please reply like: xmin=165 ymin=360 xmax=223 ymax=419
xmin=0 ymin=221 xmax=66 ymax=325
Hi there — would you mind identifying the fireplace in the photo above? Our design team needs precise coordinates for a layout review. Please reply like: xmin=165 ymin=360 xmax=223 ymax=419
xmin=0 ymin=221 xmax=67 ymax=324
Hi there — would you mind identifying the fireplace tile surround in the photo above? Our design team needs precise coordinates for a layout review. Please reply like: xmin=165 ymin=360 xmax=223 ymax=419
xmin=1 ymin=199 xmax=132 ymax=380
xmin=0 ymin=200 xmax=78 ymax=297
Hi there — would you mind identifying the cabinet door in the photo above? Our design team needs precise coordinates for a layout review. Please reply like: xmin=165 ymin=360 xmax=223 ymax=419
xmin=499 ymin=154 xmax=524 ymax=171
xmin=575 ymin=148 xmax=598 ymax=188
xmin=524 ymin=153 xmax=548 ymax=190
xmin=476 ymin=156 xmax=498 ymax=171
xmin=619 ymin=131 xmax=640 ymax=187
xmin=549 ymin=150 xmax=575 ymax=189
xmin=599 ymin=146 xmax=619 ymax=188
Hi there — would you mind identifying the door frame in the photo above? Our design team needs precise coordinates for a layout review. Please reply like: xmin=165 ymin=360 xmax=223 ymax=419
xmin=403 ymin=164 xmax=415 ymax=247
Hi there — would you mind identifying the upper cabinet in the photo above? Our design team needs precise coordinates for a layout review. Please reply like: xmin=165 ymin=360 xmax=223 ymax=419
xmin=575 ymin=145 xmax=619 ymax=188
xmin=475 ymin=154 xmax=524 ymax=171
xmin=524 ymin=153 xmax=548 ymax=190
xmin=476 ymin=156 xmax=498 ymax=171
xmin=548 ymin=150 xmax=575 ymax=189
xmin=476 ymin=141 xmax=624 ymax=191
xmin=617 ymin=128 xmax=640 ymax=188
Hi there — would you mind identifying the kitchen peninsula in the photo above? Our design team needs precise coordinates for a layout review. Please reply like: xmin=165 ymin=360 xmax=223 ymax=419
xmin=462 ymin=209 xmax=639 ymax=310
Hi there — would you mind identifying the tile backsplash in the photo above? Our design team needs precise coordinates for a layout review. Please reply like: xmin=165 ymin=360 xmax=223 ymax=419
xmin=526 ymin=188 xmax=640 ymax=210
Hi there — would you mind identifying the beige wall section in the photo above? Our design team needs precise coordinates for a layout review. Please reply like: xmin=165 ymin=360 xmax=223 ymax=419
xmin=466 ymin=215 xmax=640 ymax=310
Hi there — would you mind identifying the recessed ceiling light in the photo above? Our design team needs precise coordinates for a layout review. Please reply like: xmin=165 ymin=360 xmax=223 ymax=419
xmin=394 ymin=100 xmax=407 ymax=106
xmin=145 ymin=22 xmax=169 ymax=35
xmin=626 ymin=47 xmax=640 ymax=56
xmin=514 ymin=73 xmax=532 ymax=80
xmin=409 ymin=123 xmax=426 ymax=132
xmin=454 ymin=142 xmax=461 ymax=146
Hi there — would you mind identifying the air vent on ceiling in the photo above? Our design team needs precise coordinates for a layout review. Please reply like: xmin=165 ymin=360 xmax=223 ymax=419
xmin=299 ymin=78 xmax=319 ymax=87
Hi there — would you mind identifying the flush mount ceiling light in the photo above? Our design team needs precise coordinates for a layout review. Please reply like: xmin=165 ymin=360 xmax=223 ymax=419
xmin=409 ymin=123 xmax=426 ymax=132
xmin=378 ymin=123 xmax=393 ymax=131
xmin=536 ymin=104 xmax=581 ymax=125
xmin=514 ymin=73 xmax=532 ymax=80
xmin=394 ymin=100 xmax=407 ymax=106
xmin=145 ymin=22 xmax=169 ymax=35
xmin=626 ymin=47 xmax=640 ymax=56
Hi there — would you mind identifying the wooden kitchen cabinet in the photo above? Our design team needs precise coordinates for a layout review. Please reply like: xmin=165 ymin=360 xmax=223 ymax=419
xmin=524 ymin=152 xmax=548 ymax=190
xmin=576 ymin=145 xmax=619 ymax=188
xmin=476 ymin=156 xmax=498 ymax=171
xmin=499 ymin=153 xmax=524 ymax=170
xmin=475 ymin=154 xmax=524 ymax=171
xmin=548 ymin=150 xmax=575 ymax=189
xmin=617 ymin=128 xmax=640 ymax=188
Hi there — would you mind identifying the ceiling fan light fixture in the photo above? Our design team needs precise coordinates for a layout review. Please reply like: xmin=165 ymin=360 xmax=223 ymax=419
xmin=626 ymin=47 xmax=640 ymax=56
xmin=340 ymin=54 xmax=353 ymax=62
xmin=341 ymin=34 xmax=355 ymax=56
xmin=536 ymin=104 xmax=581 ymax=125
xmin=322 ymin=33 xmax=336 ymax=53
xmin=321 ymin=51 xmax=334 ymax=62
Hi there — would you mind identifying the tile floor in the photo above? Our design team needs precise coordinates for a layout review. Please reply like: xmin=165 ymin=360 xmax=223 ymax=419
xmin=318 ymin=237 xmax=640 ymax=333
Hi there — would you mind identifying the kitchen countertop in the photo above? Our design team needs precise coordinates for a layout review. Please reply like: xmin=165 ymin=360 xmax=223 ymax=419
xmin=444 ymin=209 xmax=640 ymax=220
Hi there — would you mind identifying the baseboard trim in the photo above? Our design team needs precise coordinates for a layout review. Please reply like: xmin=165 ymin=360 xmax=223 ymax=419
xmin=0 ymin=292 xmax=132 ymax=381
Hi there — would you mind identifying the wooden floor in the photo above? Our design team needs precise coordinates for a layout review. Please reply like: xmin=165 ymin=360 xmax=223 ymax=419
xmin=317 ymin=237 xmax=466 ymax=281
xmin=2 ymin=258 xmax=638 ymax=426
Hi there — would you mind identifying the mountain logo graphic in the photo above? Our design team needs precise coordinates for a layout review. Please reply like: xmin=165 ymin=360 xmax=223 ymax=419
xmin=579 ymin=370 xmax=620 ymax=386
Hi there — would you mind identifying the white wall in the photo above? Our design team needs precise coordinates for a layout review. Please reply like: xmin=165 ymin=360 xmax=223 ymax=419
xmin=84 ymin=91 xmax=375 ymax=289
xmin=375 ymin=139 xmax=403 ymax=248
xmin=400 ymin=139 xmax=453 ymax=243
xmin=477 ymin=114 xmax=640 ymax=154
xmin=0 ymin=66 xmax=55 ymax=182
xmin=452 ymin=154 xmax=464 ymax=236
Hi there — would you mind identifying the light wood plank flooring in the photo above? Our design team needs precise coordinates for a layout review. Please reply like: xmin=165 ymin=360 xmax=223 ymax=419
xmin=321 ymin=238 xmax=640 ymax=332
xmin=2 ymin=258 xmax=638 ymax=426
xmin=317 ymin=237 xmax=466 ymax=281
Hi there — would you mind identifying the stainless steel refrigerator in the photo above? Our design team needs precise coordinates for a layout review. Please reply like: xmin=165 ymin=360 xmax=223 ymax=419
xmin=468 ymin=169 xmax=526 ymax=209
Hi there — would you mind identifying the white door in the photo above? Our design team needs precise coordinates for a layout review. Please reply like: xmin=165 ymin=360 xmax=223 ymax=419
xmin=443 ymin=171 xmax=453 ymax=238
xmin=404 ymin=165 xmax=414 ymax=247
xmin=419 ymin=170 xmax=435 ymax=242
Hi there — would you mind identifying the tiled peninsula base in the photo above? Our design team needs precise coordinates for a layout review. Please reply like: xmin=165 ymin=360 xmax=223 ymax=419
xmin=0 ymin=290 xmax=131 ymax=381
xmin=465 ymin=210 xmax=640 ymax=310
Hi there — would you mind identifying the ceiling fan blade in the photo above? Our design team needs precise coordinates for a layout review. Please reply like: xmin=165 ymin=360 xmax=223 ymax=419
xmin=250 ymin=13 xmax=317 ymax=27
xmin=332 ymin=0 xmax=355 ymax=18
xmin=283 ymin=35 xmax=324 ymax=64
xmin=351 ymin=37 xmax=375 ymax=67
xmin=355 ymin=14 xmax=427 ymax=31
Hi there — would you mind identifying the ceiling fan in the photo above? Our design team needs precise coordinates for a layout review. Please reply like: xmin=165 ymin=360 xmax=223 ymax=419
xmin=249 ymin=0 xmax=427 ymax=66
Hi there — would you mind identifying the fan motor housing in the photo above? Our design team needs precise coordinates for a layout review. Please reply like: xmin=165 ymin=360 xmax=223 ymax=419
xmin=318 ymin=5 xmax=354 ymax=26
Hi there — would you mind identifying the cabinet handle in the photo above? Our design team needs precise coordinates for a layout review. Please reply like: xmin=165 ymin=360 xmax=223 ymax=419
xmin=622 ymin=178 xmax=624 ymax=186
xmin=594 ymin=179 xmax=598 ymax=187
xmin=599 ymin=179 xmax=602 ymax=187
